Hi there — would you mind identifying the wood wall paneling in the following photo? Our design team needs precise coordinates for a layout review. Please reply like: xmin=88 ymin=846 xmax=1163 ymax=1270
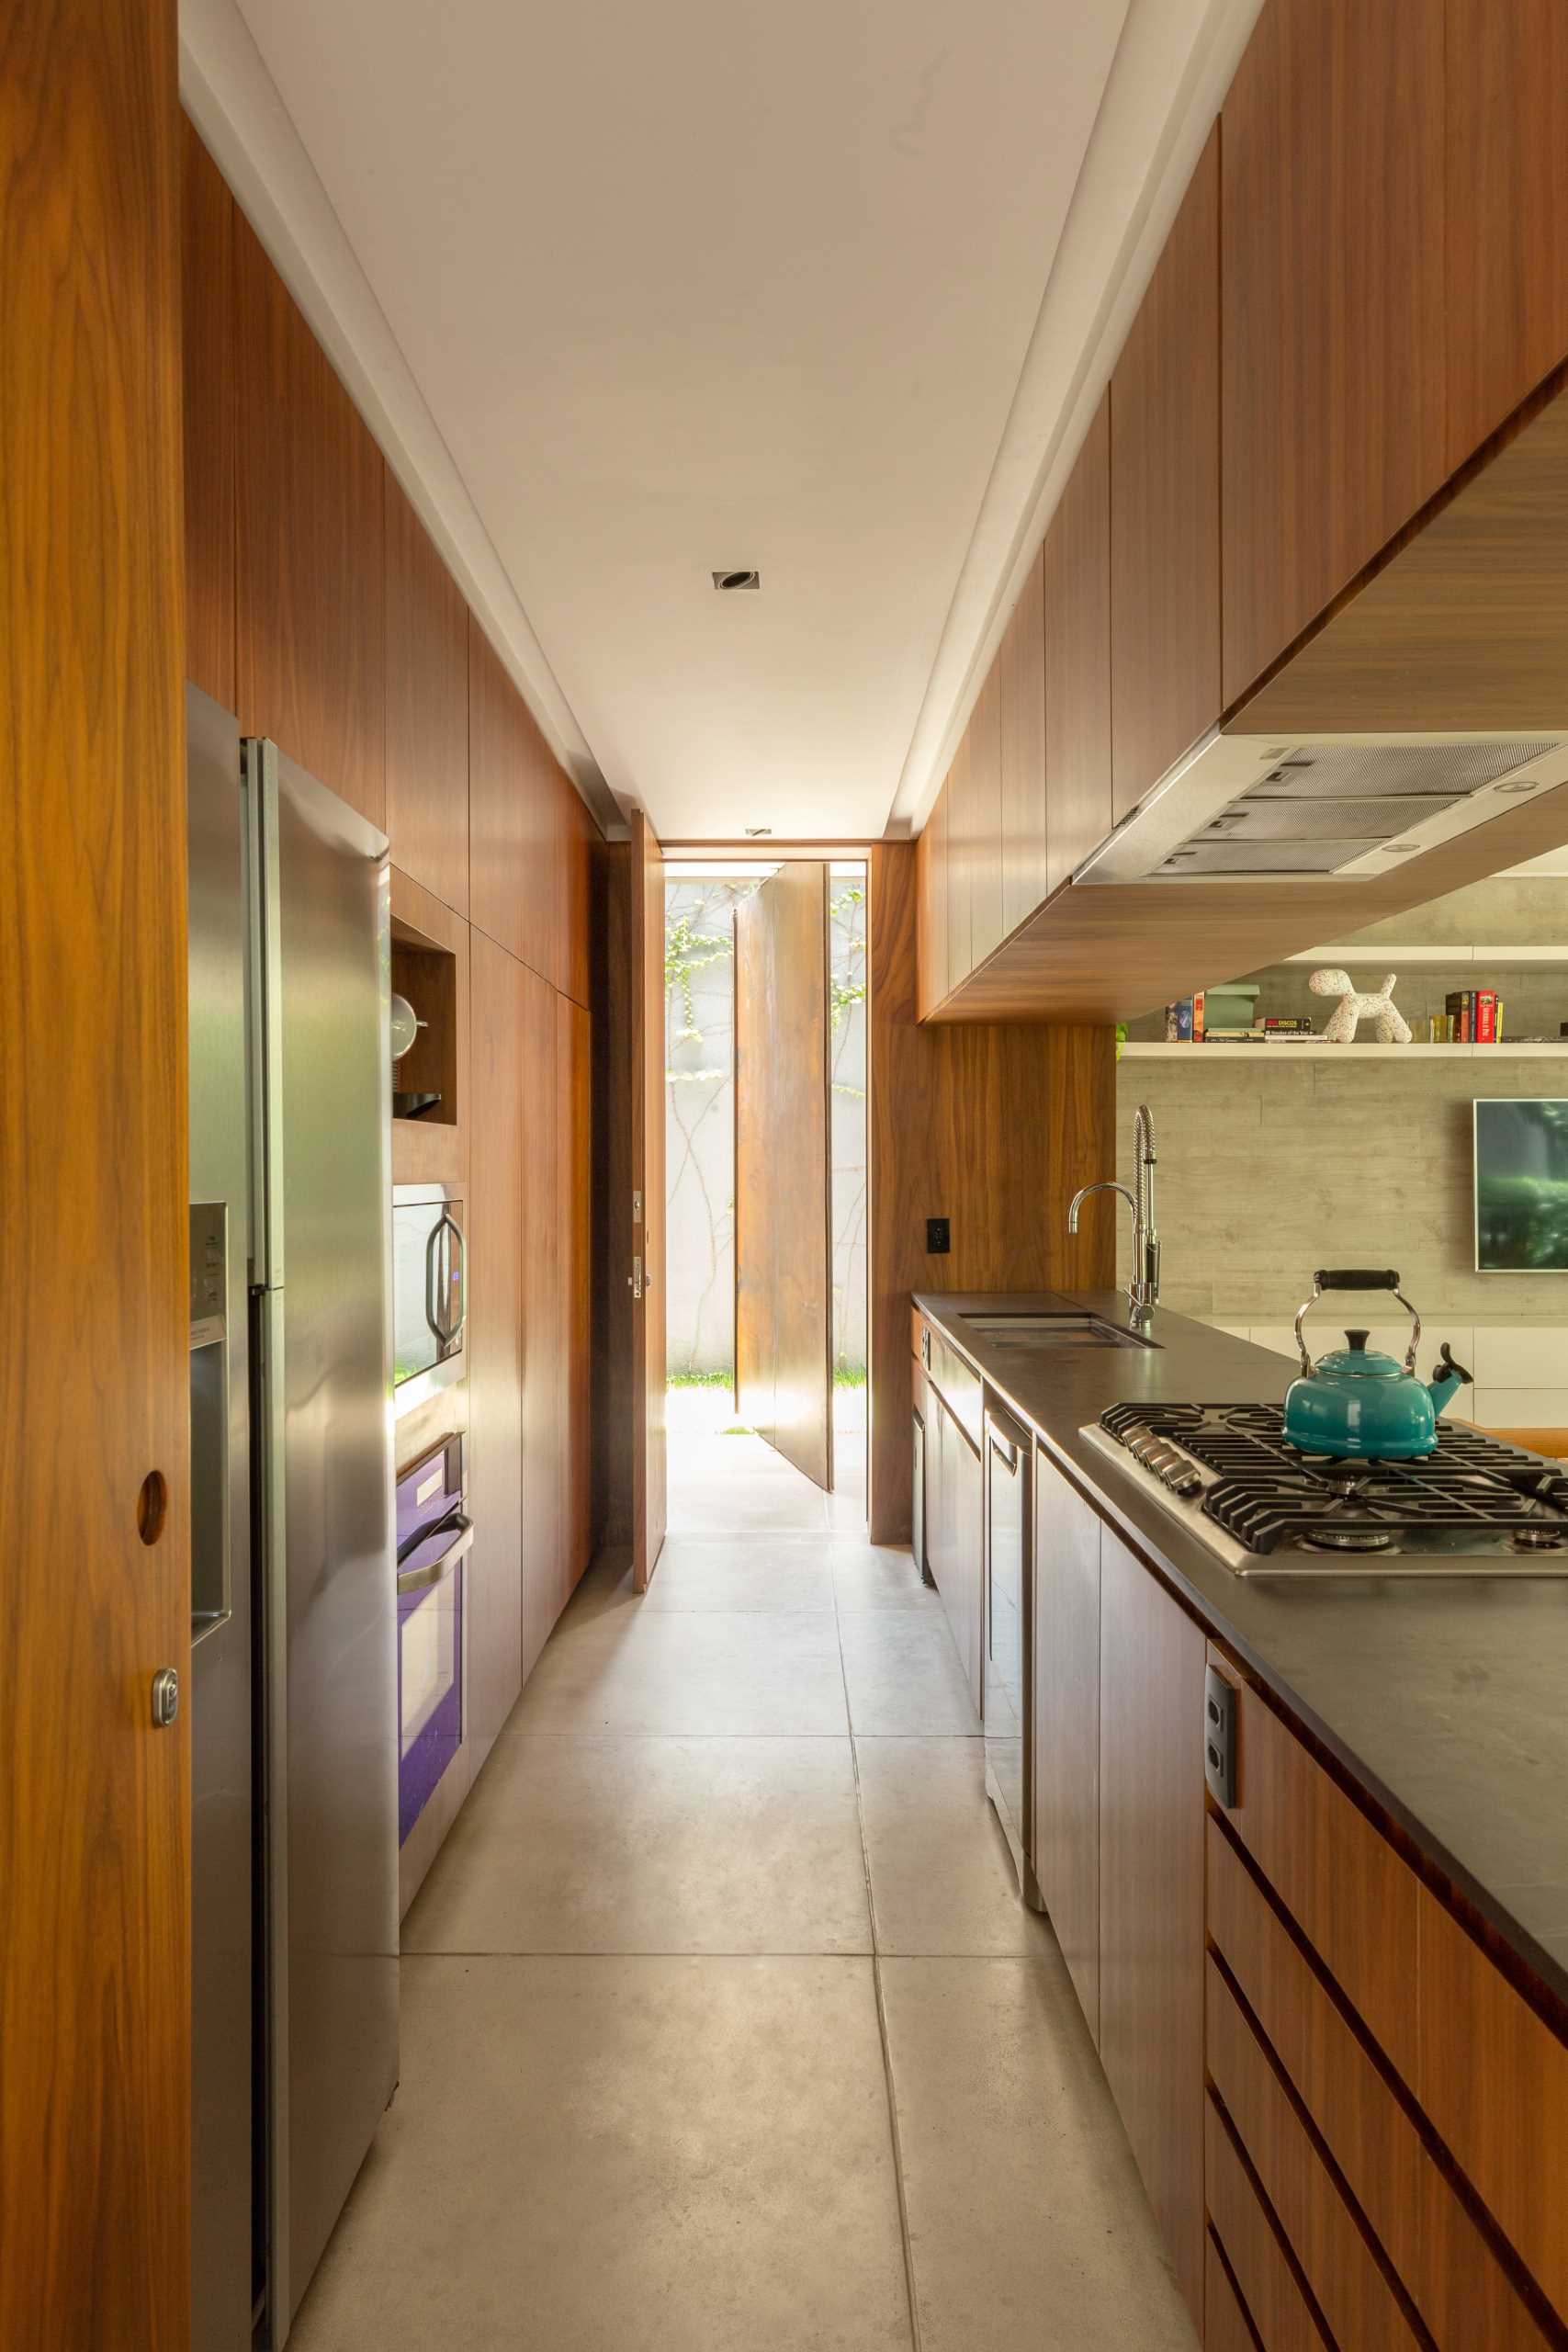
xmin=999 ymin=548 xmax=1047 ymax=937
xmin=915 ymin=786 xmax=949 ymax=1020
xmin=2 ymin=1 xmax=191 ymax=2337
xmin=1110 ymin=127 xmax=1220 ymax=822
xmin=630 ymin=811 xmax=668 ymax=1589
xmin=559 ymin=773 xmax=594 ymax=1011
xmin=180 ymin=117 xmax=235 ymax=710
xmin=385 ymin=470 xmax=469 ymax=914
xmin=468 ymin=617 xmax=564 ymax=987
xmin=234 ymin=210 xmax=386 ymax=826
xmin=865 ymin=843 xmax=1115 ymax=1541
xmin=1218 ymin=0 xmax=1446 ymax=706
xmin=467 ymin=932 xmax=526 ymax=1773
xmin=965 ymin=664 xmax=1004 ymax=969
xmin=389 ymin=866 xmax=469 ymax=1187
xmin=1446 ymin=0 xmax=1568 ymax=473
xmin=1043 ymin=395 xmax=1112 ymax=893
xmin=561 ymin=997 xmax=593 ymax=1603
xmin=1098 ymin=1531 xmax=1205 ymax=2326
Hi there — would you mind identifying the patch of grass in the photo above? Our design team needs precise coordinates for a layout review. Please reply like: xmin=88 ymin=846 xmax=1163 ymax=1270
xmin=667 ymin=1367 xmax=734 ymax=1388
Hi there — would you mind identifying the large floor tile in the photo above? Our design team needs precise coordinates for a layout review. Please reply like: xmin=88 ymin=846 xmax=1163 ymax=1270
xmin=855 ymin=1738 xmax=1049 ymax=1956
xmin=290 ymin=1955 xmax=914 ymax=2352
xmin=668 ymin=1435 xmax=831 ymax=1533
xmin=506 ymin=1608 xmax=850 ymax=1736
xmin=880 ymin=1957 xmax=1197 ymax=2352
xmin=832 ymin=1544 xmax=942 ymax=1613
xmin=634 ymin=1537 xmax=837 ymax=1612
xmin=837 ymin=1611 xmax=978 ymax=1736
xmin=404 ymin=1734 xmax=871 ymax=1954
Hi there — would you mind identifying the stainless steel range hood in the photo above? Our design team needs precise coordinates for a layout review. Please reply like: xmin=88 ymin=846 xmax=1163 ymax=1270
xmin=1074 ymin=728 xmax=1568 ymax=887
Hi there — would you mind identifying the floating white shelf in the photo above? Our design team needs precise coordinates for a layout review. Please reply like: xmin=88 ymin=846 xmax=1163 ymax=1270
xmin=1120 ymin=1040 xmax=1568 ymax=1060
xmin=1276 ymin=944 xmax=1568 ymax=969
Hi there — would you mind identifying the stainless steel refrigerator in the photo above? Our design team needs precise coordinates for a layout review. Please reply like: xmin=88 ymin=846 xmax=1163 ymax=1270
xmin=188 ymin=684 xmax=398 ymax=2348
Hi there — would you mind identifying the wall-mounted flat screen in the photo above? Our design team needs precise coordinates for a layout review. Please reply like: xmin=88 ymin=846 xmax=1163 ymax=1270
xmin=1474 ymin=1099 xmax=1568 ymax=1271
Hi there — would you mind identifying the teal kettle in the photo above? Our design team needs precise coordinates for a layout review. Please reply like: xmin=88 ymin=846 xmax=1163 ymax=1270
xmin=1284 ymin=1270 xmax=1473 ymax=1459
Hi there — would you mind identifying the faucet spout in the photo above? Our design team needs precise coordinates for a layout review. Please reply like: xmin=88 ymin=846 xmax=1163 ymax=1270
xmin=1064 ymin=1103 xmax=1162 ymax=1313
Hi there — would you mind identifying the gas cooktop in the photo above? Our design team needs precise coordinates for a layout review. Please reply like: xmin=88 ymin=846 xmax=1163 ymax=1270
xmin=1081 ymin=1402 xmax=1568 ymax=1577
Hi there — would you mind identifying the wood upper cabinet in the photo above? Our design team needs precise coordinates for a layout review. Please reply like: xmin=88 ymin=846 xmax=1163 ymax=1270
xmin=1098 ymin=1529 xmax=1205 ymax=2328
xmin=999 ymin=548 xmax=1046 ymax=937
xmin=1032 ymin=1446 xmax=1100 ymax=2040
xmin=181 ymin=117 xmax=235 ymax=710
xmin=915 ymin=788 xmax=949 ymax=1019
xmin=234 ymin=211 xmax=387 ymax=826
xmin=1219 ymin=0 xmax=1446 ymax=706
xmin=1110 ymin=127 xmax=1219 ymax=820
xmin=558 ymin=775 xmax=595 ymax=1011
xmin=943 ymin=729 xmax=973 ymax=1000
xmin=964 ymin=665 xmax=1003 ymax=971
xmin=1043 ymin=395 xmax=1111 ymax=893
xmin=385 ymin=470 xmax=468 ymax=915
xmin=468 ymin=617 xmax=565 ymax=989
xmin=1447 ymin=0 xmax=1568 ymax=470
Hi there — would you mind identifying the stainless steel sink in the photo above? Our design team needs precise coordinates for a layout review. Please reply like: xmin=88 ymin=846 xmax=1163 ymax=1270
xmin=963 ymin=1314 xmax=1156 ymax=1351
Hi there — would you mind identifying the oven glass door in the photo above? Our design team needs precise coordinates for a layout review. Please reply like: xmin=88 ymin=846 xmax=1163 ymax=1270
xmin=392 ymin=1189 xmax=465 ymax=1409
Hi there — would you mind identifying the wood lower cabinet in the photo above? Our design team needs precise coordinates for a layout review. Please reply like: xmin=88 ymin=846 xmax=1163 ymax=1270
xmin=925 ymin=1388 xmax=983 ymax=1709
xmin=1031 ymin=1446 xmax=1100 ymax=2039
xmin=1098 ymin=1530 xmax=1205 ymax=2327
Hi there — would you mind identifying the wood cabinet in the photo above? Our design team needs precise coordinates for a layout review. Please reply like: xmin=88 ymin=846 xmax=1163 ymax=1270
xmin=468 ymin=616 xmax=564 ymax=989
xmin=1098 ymin=1529 xmax=1205 ymax=2326
xmin=1030 ymin=1445 xmax=1100 ymax=2039
xmin=964 ymin=665 xmax=1004 ymax=971
xmin=999 ymin=548 xmax=1047 ymax=938
xmin=234 ymin=209 xmax=387 ymax=826
xmin=467 ymin=933 xmax=526 ymax=1776
xmin=1043 ymin=395 xmax=1111 ymax=894
xmin=181 ymin=118 xmax=235 ymax=711
xmin=385 ymin=470 xmax=468 ymax=915
xmin=1219 ymin=0 xmax=1446 ymax=705
xmin=943 ymin=727 xmax=972 ymax=1001
xmin=925 ymin=1388 xmax=983 ymax=1706
xmin=389 ymin=868 xmax=469 ymax=1188
xmin=520 ymin=959 xmax=562 ymax=1682
xmin=558 ymin=993 xmax=593 ymax=1615
xmin=1110 ymin=127 xmax=1219 ymax=820
xmin=559 ymin=777 xmax=595 ymax=1012
xmin=1446 ymin=0 xmax=1568 ymax=472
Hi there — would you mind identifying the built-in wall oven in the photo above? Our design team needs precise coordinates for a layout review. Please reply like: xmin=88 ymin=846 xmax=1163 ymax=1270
xmin=983 ymin=1404 xmax=1041 ymax=1908
xmin=392 ymin=1183 xmax=466 ymax=1417
xmin=396 ymin=1434 xmax=471 ymax=1846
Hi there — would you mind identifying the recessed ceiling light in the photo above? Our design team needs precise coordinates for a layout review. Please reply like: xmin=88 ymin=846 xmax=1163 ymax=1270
xmin=713 ymin=569 xmax=760 ymax=592
xmin=744 ymin=825 xmax=772 ymax=837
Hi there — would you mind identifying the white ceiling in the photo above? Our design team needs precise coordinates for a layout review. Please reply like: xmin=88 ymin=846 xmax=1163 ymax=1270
xmin=191 ymin=0 xmax=1259 ymax=839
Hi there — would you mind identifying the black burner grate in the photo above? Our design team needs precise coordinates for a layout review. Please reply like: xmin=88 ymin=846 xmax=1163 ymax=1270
xmin=1099 ymin=1402 xmax=1568 ymax=1555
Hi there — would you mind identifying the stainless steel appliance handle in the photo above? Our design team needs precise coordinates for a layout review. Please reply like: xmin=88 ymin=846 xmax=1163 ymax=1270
xmin=441 ymin=1212 xmax=467 ymax=1344
xmin=396 ymin=1511 xmax=473 ymax=1596
xmin=424 ymin=1217 xmax=443 ymax=1346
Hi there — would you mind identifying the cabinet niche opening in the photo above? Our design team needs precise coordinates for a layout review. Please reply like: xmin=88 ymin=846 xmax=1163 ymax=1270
xmin=390 ymin=919 xmax=458 ymax=1129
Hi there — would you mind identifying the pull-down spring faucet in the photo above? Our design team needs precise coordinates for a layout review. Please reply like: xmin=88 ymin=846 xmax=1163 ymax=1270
xmin=1066 ymin=1102 xmax=1160 ymax=1313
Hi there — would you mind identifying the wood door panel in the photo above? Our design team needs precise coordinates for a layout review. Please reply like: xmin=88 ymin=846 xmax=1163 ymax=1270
xmin=592 ymin=842 xmax=635 ymax=1552
xmin=734 ymin=863 xmax=833 ymax=1489
xmin=1447 ymin=0 xmax=1568 ymax=471
xmin=2 ymin=1 xmax=191 ymax=2337
xmin=234 ymin=211 xmax=386 ymax=826
xmin=1219 ymin=0 xmax=1446 ymax=705
xmin=944 ymin=729 xmax=973 ymax=996
xmin=520 ymin=962 xmax=561 ymax=1679
xmin=181 ymin=116 xmax=235 ymax=710
xmin=631 ymin=811 xmax=666 ymax=1589
xmin=915 ymin=785 xmax=949 ymax=1019
xmin=966 ymin=664 xmax=1004 ymax=969
xmin=1111 ymin=127 xmax=1220 ymax=820
xmin=563 ymin=1000 xmax=593 ymax=1600
xmin=468 ymin=933 xmax=525 ymax=1770
xmin=559 ymin=775 xmax=595 ymax=1011
xmin=1043 ymin=394 xmax=1111 ymax=892
xmin=999 ymin=548 xmax=1047 ymax=937
xmin=1207 ymin=1819 xmax=1551 ymax=2350
xmin=385 ymin=471 xmax=468 ymax=916
xmin=1206 ymin=1960 xmax=1424 ymax=2349
xmin=1099 ymin=1532 xmax=1205 ymax=2325
xmin=1032 ymin=1447 xmax=1100 ymax=2041
xmin=468 ymin=619 xmax=565 ymax=987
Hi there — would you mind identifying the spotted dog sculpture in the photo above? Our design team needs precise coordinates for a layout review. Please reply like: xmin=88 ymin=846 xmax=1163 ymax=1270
xmin=1309 ymin=967 xmax=1412 ymax=1046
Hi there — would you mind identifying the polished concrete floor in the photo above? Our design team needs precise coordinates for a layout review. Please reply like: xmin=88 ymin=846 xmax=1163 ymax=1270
xmin=292 ymin=1437 xmax=1196 ymax=2350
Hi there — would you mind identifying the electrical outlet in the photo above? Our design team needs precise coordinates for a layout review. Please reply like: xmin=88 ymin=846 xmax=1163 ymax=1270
xmin=926 ymin=1216 xmax=951 ymax=1254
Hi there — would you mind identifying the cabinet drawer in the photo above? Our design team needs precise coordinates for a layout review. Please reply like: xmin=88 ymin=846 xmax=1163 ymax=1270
xmin=928 ymin=1328 xmax=983 ymax=1451
xmin=1205 ymin=2093 xmax=1328 ymax=2351
xmin=1207 ymin=1645 xmax=1421 ymax=2086
xmin=1205 ymin=2233 xmax=1262 ymax=2352
xmin=1207 ymin=1958 xmax=1423 ymax=2350
xmin=1208 ymin=1820 xmax=1551 ymax=2349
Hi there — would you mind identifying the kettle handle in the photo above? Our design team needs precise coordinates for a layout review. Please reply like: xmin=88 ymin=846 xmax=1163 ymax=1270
xmin=1294 ymin=1270 xmax=1421 ymax=1379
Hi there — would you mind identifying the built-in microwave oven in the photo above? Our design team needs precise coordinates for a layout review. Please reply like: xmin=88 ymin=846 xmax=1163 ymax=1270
xmin=392 ymin=1183 xmax=466 ymax=1416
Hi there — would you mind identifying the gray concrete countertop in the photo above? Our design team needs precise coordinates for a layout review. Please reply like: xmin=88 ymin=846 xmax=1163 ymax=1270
xmin=914 ymin=1287 xmax=1568 ymax=2010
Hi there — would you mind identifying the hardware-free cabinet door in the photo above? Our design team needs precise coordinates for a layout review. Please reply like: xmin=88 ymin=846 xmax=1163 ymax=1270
xmin=1098 ymin=1530 xmax=1205 ymax=2328
xmin=234 ymin=211 xmax=386 ymax=828
xmin=1110 ymin=127 xmax=1220 ymax=821
xmin=558 ymin=993 xmax=593 ymax=1611
xmin=520 ymin=961 xmax=563 ymax=1681
xmin=999 ymin=548 xmax=1047 ymax=936
xmin=467 ymin=933 xmax=526 ymax=1775
xmin=1043 ymin=395 xmax=1111 ymax=892
xmin=468 ymin=618 xmax=564 ymax=989
xmin=385 ymin=469 xmax=468 ymax=916
xmin=915 ymin=786 xmax=949 ymax=1020
xmin=1032 ymin=1446 xmax=1100 ymax=2041
xmin=944 ymin=729 xmax=973 ymax=998
xmin=1447 ymin=0 xmax=1568 ymax=470
xmin=965 ymin=664 xmax=1004 ymax=972
xmin=1219 ymin=0 xmax=1445 ymax=705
